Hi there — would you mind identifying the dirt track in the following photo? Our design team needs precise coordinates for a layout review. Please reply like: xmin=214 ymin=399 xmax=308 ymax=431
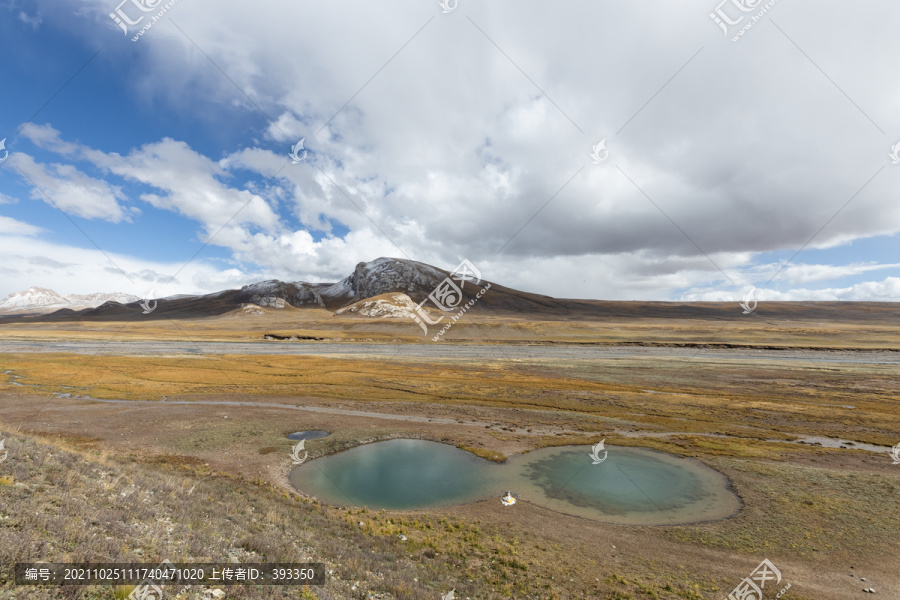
xmin=1 ymin=339 xmax=898 ymax=364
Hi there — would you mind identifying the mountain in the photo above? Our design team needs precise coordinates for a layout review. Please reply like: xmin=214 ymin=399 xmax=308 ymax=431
xmin=0 ymin=287 xmax=139 ymax=313
xmin=1 ymin=258 xmax=896 ymax=324
xmin=0 ymin=287 xmax=70 ymax=311
xmin=67 ymin=292 xmax=142 ymax=306
xmin=234 ymin=257 xmax=484 ymax=311
xmin=2 ymin=257 xmax=563 ymax=321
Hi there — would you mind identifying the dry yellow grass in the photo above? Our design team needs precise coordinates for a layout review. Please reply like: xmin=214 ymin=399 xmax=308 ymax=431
xmin=1 ymin=311 xmax=898 ymax=599
xmin=3 ymin=350 xmax=897 ymax=446
xmin=1 ymin=308 xmax=897 ymax=348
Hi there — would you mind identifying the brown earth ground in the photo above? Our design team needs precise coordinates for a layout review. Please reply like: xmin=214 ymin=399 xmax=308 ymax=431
xmin=0 ymin=311 xmax=899 ymax=600
xmin=0 ymin=300 xmax=898 ymax=348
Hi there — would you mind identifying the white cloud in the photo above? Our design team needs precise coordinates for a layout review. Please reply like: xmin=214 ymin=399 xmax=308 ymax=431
xmin=0 ymin=231 xmax=261 ymax=298
xmin=7 ymin=153 xmax=132 ymax=222
xmin=92 ymin=138 xmax=281 ymax=234
xmin=3 ymin=0 xmax=899 ymax=301
xmin=19 ymin=127 xmax=282 ymax=234
xmin=19 ymin=123 xmax=80 ymax=156
xmin=683 ymin=277 xmax=900 ymax=303
xmin=773 ymin=261 xmax=900 ymax=284
xmin=17 ymin=9 xmax=41 ymax=28
xmin=0 ymin=216 xmax=44 ymax=236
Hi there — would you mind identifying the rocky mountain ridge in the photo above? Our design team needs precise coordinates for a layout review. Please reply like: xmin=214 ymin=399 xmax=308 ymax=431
xmin=0 ymin=287 xmax=140 ymax=312
xmin=234 ymin=257 xmax=477 ymax=311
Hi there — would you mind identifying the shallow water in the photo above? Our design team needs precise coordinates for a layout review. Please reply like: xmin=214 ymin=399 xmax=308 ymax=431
xmin=289 ymin=439 xmax=740 ymax=524
xmin=286 ymin=430 xmax=331 ymax=441
xmin=290 ymin=439 xmax=499 ymax=510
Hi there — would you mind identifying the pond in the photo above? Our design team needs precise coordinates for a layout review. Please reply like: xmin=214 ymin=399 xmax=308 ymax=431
xmin=289 ymin=439 xmax=740 ymax=525
xmin=286 ymin=430 xmax=331 ymax=441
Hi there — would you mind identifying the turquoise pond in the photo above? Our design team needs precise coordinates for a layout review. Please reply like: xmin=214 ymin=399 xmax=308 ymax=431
xmin=289 ymin=439 xmax=740 ymax=525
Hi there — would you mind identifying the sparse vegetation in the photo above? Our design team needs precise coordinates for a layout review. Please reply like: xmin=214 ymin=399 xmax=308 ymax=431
xmin=1 ymin=312 xmax=898 ymax=598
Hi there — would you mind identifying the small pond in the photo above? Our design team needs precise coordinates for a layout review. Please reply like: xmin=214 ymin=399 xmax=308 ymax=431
xmin=286 ymin=430 xmax=331 ymax=441
xmin=289 ymin=439 xmax=739 ymax=524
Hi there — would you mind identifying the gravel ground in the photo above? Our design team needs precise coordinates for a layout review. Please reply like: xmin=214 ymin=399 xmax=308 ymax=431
xmin=1 ymin=340 xmax=898 ymax=364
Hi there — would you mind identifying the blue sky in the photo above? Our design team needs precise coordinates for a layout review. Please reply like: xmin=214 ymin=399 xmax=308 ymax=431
xmin=1 ymin=0 xmax=898 ymax=302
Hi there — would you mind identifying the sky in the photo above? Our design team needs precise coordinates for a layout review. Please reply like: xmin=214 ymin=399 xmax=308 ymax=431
xmin=0 ymin=0 xmax=898 ymax=302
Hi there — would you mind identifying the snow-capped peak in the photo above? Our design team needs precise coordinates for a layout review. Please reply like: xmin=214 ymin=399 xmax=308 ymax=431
xmin=0 ymin=287 xmax=140 ymax=311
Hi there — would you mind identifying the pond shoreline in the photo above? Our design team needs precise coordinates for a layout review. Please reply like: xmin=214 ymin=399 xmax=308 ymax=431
xmin=289 ymin=438 xmax=743 ymax=526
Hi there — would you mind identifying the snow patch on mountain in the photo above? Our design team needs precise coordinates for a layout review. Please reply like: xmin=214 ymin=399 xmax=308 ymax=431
xmin=0 ymin=287 xmax=140 ymax=311
xmin=68 ymin=292 xmax=142 ymax=306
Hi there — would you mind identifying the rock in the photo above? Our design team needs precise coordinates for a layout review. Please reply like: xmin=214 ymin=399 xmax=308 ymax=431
xmin=250 ymin=295 xmax=285 ymax=308
xmin=344 ymin=258 xmax=446 ymax=302
xmin=334 ymin=293 xmax=431 ymax=320
xmin=238 ymin=304 xmax=265 ymax=315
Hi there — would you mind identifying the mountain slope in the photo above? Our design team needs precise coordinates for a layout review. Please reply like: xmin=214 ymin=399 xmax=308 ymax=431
xmin=234 ymin=257 xmax=472 ymax=311
xmin=0 ymin=287 xmax=140 ymax=313
xmin=3 ymin=258 xmax=897 ymax=324
xmin=0 ymin=287 xmax=70 ymax=311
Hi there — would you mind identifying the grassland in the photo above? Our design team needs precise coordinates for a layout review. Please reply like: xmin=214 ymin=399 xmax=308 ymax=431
xmin=1 ymin=302 xmax=898 ymax=349
xmin=0 ymin=312 xmax=898 ymax=599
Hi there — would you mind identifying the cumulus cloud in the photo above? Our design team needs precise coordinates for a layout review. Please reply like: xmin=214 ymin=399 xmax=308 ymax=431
xmin=773 ymin=262 xmax=900 ymax=285
xmin=0 ymin=229 xmax=262 ymax=297
xmin=684 ymin=277 xmax=900 ymax=302
xmin=7 ymin=153 xmax=132 ymax=222
xmin=2 ymin=0 xmax=898 ymax=300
